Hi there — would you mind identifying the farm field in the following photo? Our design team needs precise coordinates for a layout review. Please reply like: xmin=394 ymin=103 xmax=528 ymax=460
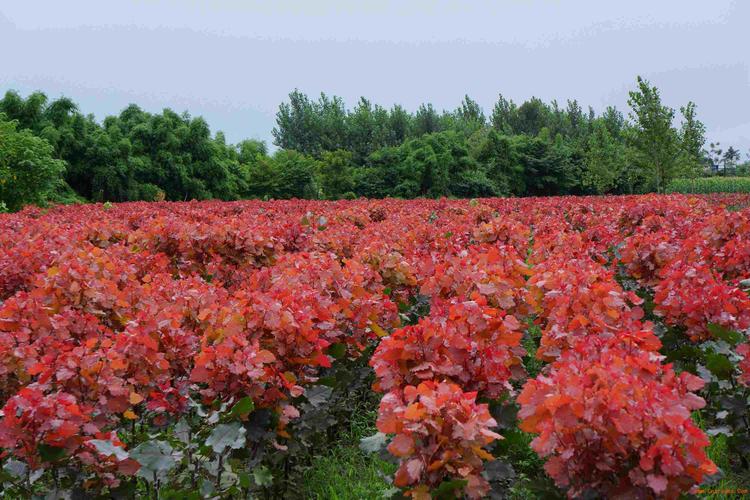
xmin=1 ymin=194 xmax=750 ymax=499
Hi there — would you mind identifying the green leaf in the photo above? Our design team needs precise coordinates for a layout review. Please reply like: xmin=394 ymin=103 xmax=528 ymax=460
xmin=432 ymin=479 xmax=468 ymax=499
xmin=359 ymin=432 xmax=388 ymax=454
xmin=130 ymin=441 xmax=177 ymax=481
xmin=89 ymin=439 xmax=129 ymax=461
xmin=327 ymin=343 xmax=347 ymax=359
xmin=305 ymin=385 xmax=333 ymax=408
xmin=160 ymin=489 xmax=202 ymax=500
xmin=227 ymin=397 xmax=255 ymax=420
xmin=238 ymin=471 xmax=251 ymax=489
xmin=200 ymin=479 xmax=216 ymax=497
xmin=38 ymin=444 xmax=66 ymax=463
xmin=174 ymin=418 xmax=191 ymax=444
xmin=706 ymin=352 xmax=734 ymax=380
xmin=206 ymin=422 xmax=247 ymax=454
xmin=2 ymin=459 xmax=27 ymax=480
xmin=253 ymin=465 xmax=273 ymax=487
xmin=707 ymin=323 xmax=743 ymax=346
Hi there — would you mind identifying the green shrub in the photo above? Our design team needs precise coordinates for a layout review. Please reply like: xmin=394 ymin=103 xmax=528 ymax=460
xmin=666 ymin=177 xmax=750 ymax=194
xmin=0 ymin=118 xmax=66 ymax=211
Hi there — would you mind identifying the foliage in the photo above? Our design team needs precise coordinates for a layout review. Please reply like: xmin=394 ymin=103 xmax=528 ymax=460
xmin=0 ymin=76 xmax=718 ymax=209
xmin=582 ymin=119 xmax=626 ymax=194
xmin=626 ymin=76 xmax=682 ymax=192
xmin=0 ymin=117 xmax=66 ymax=211
xmin=1 ymin=194 xmax=749 ymax=498
xmin=376 ymin=381 xmax=501 ymax=499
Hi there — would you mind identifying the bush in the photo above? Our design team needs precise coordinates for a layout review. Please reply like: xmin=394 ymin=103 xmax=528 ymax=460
xmin=138 ymin=183 xmax=164 ymax=201
xmin=666 ymin=177 xmax=750 ymax=194
xmin=0 ymin=118 xmax=66 ymax=211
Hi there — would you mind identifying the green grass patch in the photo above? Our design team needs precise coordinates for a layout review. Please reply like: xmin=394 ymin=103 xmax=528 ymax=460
xmin=701 ymin=434 xmax=750 ymax=499
xmin=300 ymin=403 xmax=396 ymax=499
xmin=666 ymin=177 xmax=750 ymax=194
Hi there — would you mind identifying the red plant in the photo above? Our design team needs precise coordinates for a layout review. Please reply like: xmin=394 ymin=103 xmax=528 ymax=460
xmin=371 ymin=297 xmax=524 ymax=398
xmin=376 ymin=381 xmax=501 ymax=499
xmin=518 ymin=346 xmax=716 ymax=499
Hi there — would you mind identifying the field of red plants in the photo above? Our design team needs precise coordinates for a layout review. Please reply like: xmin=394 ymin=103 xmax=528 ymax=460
xmin=1 ymin=194 xmax=749 ymax=499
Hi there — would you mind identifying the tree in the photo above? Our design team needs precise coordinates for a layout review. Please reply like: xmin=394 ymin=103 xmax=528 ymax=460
xmin=0 ymin=83 xmax=722 ymax=204
xmin=237 ymin=139 xmax=268 ymax=165
xmin=272 ymin=90 xmax=320 ymax=155
xmin=0 ymin=117 xmax=66 ymax=211
xmin=413 ymin=104 xmax=441 ymax=136
xmin=346 ymin=98 xmax=378 ymax=163
xmin=565 ymin=100 xmax=586 ymax=139
xmin=317 ymin=93 xmax=348 ymax=152
xmin=272 ymin=150 xmax=320 ymax=199
xmin=678 ymin=102 xmax=706 ymax=177
xmin=472 ymin=129 xmax=522 ymax=195
xmin=388 ymin=105 xmax=412 ymax=145
xmin=722 ymin=146 xmax=741 ymax=174
xmin=627 ymin=76 xmax=680 ymax=192
xmin=600 ymin=106 xmax=625 ymax=138
xmin=708 ymin=142 xmax=723 ymax=173
xmin=515 ymin=97 xmax=549 ymax=136
xmin=490 ymin=94 xmax=517 ymax=134
xmin=319 ymin=150 xmax=355 ymax=199
xmin=583 ymin=120 xmax=626 ymax=194
xmin=512 ymin=135 xmax=577 ymax=196
xmin=355 ymin=146 xmax=402 ymax=198
xmin=453 ymin=95 xmax=485 ymax=136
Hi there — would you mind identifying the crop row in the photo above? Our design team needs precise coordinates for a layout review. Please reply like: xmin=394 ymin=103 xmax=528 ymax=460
xmin=0 ymin=194 xmax=748 ymax=498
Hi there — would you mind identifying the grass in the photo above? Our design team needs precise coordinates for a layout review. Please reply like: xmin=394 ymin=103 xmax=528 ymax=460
xmin=302 ymin=442 xmax=396 ymax=499
xmin=700 ymin=434 xmax=750 ymax=500
xmin=692 ymin=411 xmax=750 ymax=500
xmin=300 ymin=401 xmax=397 ymax=499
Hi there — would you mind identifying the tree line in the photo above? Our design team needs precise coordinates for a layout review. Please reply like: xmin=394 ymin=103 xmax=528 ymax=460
xmin=1 ymin=76 xmax=747 ymax=211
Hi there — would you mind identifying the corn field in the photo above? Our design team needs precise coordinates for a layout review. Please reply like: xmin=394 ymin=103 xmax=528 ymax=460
xmin=666 ymin=177 xmax=750 ymax=194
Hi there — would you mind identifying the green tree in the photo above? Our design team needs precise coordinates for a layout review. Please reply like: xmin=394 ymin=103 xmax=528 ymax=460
xmin=387 ymin=105 xmax=412 ymax=145
xmin=245 ymin=156 xmax=279 ymax=198
xmin=583 ymin=120 xmax=626 ymax=194
xmin=722 ymin=146 xmax=741 ymax=174
xmin=237 ymin=139 xmax=268 ymax=164
xmin=413 ymin=104 xmax=441 ymax=136
xmin=346 ymin=98 xmax=378 ymax=163
xmin=272 ymin=150 xmax=320 ymax=199
xmin=354 ymin=146 xmax=402 ymax=198
xmin=677 ymin=102 xmax=706 ymax=177
xmin=272 ymin=90 xmax=321 ymax=155
xmin=0 ymin=117 xmax=66 ymax=211
xmin=453 ymin=95 xmax=486 ymax=136
xmin=320 ymin=150 xmax=355 ymax=199
xmin=490 ymin=94 xmax=517 ymax=134
xmin=627 ymin=76 xmax=680 ymax=192
xmin=512 ymin=135 xmax=577 ymax=196
xmin=515 ymin=97 xmax=550 ymax=136
xmin=472 ymin=129 xmax=522 ymax=195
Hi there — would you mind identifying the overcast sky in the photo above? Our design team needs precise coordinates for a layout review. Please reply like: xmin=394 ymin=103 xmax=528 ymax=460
xmin=1 ymin=0 xmax=748 ymax=154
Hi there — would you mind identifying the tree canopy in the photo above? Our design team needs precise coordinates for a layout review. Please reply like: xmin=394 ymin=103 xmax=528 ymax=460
xmin=1 ymin=76 xmax=737 ymax=211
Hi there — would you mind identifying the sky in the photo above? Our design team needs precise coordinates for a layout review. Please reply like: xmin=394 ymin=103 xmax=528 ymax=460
xmin=1 ymin=0 xmax=749 ymax=155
